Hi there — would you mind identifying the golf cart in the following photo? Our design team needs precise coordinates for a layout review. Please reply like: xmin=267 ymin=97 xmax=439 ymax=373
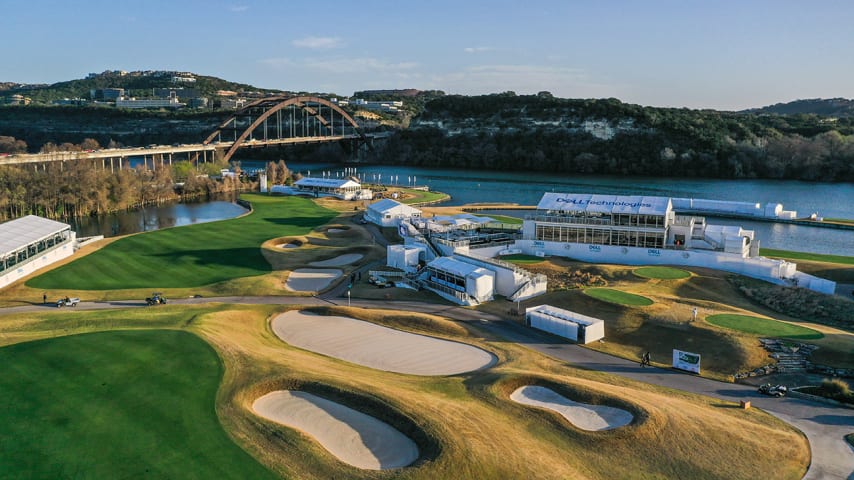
xmin=56 ymin=297 xmax=79 ymax=307
xmin=758 ymin=383 xmax=788 ymax=397
xmin=146 ymin=293 xmax=167 ymax=306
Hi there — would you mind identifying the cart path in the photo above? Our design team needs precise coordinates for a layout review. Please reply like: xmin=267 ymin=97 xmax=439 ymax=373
xmin=3 ymin=295 xmax=852 ymax=479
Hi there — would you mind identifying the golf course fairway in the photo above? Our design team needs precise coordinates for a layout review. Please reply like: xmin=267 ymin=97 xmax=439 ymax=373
xmin=0 ymin=329 xmax=277 ymax=480
xmin=27 ymin=194 xmax=337 ymax=290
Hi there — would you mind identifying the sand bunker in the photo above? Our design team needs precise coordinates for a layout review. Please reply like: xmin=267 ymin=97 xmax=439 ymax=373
xmin=309 ymin=253 xmax=363 ymax=267
xmin=254 ymin=390 xmax=418 ymax=470
xmin=510 ymin=386 xmax=633 ymax=431
xmin=272 ymin=311 xmax=494 ymax=375
xmin=285 ymin=269 xmax=342 ymax=292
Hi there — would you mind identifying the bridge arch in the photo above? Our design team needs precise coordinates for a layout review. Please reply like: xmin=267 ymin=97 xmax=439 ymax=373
xmin=204 ymin=96 xmax=366 ymax=163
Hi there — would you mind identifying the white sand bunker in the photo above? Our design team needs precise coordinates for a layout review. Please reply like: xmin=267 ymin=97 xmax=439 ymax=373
xmin=510 ymin=386 xmax=633 ymax=431
xmin=272 ymin=310 xmax=495 ymax=375
xmin=285 ymin=269 xmax=342 ymax=292
xmin=327 ymin=228 xmax=347 ymax=233
xmin=254 ymin=391 xmax=418 ymax=470
xmin=310 ymin=253 xmax=363 ymax=267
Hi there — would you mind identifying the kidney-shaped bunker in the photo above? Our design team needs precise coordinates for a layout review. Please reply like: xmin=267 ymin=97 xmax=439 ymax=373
xmin=272 ymin=311 xmax=495 ymax=375
xmin=253 ymin=390 xmax=419 ymax=470
xmin=510 ymin=385 xmax=633 ymax=431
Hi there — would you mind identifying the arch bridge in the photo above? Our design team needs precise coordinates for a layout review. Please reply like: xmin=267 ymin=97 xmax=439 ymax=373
xmin=204 ymin=95 xmax=368 ymax=163
xmin=0 ymin=96 xmax=372 ymax=170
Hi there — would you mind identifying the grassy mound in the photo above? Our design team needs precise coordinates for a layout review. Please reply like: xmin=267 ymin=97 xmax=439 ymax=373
xmin=27 ymin=194 xmax=337 ymax=290
xmin=633 ymin=266 xmax=691 ymax=280
xmin=706 ymin=314 xmax=824 ymax=340
xmin=501 ymin=254 xmax=545 ymax=264
xmin=0 ymin=330 xmax=276 ymax=480
xmin=584 ymin=287 xmax=654 ymax=306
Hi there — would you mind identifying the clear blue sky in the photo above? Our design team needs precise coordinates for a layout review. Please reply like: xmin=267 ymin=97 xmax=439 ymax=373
xmin=2 ymin=0 xmax=852 ymax=110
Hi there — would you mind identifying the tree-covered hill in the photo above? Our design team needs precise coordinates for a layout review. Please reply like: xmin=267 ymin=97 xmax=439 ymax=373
xmin=742 ymin=98 xmax=854 ymax=117
xmin=374 ymin=93 xmax=854 ymax=181
xmin=2 ymin=71 xmax=284 ymax=103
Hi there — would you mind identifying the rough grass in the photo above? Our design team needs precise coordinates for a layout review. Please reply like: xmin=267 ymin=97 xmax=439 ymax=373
xmin=706 ymin=314 xmax=824 ymax=340
xmin=584 ymin=287 xmax=654 ymax=306
xmin=389 ymin=188 xmax=449 ymax=205
xmin=0 ymin=329 xmax=277 ymax=480
xmin=0 ymin=304 xmax=809 ymax=480
xmin=26 ymin=194 xmax=338 ymax=290
xmin=633 ymin=266 xmax=691 ymax=280
xmin=759 ymin=248 xmax=854 ymax=265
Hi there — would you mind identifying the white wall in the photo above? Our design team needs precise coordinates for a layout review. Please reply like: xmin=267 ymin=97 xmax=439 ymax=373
xmin=0 ymin=238 xmax=76 ymax=290
xmin=514 ymin=239 xmax=835 ymax=294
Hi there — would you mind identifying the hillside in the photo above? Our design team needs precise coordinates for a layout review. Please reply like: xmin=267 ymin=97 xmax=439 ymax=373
xmin=2 ymin=70 xmax=284 ymax=103
xmin=374 ymin=93 xmax=854 ymax=181
xmin=742 ymin=98 xmax=854 ymax=117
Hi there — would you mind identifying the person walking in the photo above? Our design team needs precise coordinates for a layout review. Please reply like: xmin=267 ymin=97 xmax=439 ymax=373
xmin=43 ymin=293 xmax=47 ymax=304
xmin=643 ymin=352 xmax=651 ymax=367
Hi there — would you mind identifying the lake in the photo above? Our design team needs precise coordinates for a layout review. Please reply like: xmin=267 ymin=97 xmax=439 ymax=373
xmin=70 ymin=199 xmax=247 ymax=237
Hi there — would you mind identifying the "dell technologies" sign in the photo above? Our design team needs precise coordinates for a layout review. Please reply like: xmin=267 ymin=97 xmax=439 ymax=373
xmin=555 ymin=197 xmax=653 ymax=209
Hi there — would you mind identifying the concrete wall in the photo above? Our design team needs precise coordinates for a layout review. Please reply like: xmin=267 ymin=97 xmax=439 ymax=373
xmin=0 ymin=236 xmax=76 ymax=290
xmin=514 ymin=239 xmax=836 ymax=294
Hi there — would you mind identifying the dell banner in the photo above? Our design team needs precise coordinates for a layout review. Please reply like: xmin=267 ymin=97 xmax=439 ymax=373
xmin=672 ymin=349 xmax=701 ymax=374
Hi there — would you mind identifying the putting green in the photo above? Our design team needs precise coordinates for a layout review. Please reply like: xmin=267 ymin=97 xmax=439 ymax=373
xmin=706 ymin=314 xmax=824 ymax=340
xmin=633 ymin=266 xmax=691 ymax=280
xmin=584 ymin=288 xmax=654 ymax=306
xmin=0 ymin=330 xmax=277 ymax=480
xmin=501 ymin=254 xmax=545 ymax=264
xmin=28 ymin=194 xmax=337 ymax=290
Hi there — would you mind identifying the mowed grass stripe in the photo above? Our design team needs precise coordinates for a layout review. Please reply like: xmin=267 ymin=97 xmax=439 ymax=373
xmin=28 ymin=194 xmax=337 ymax=290
xmin=0 ymin=330 xmax=277 ymax=480
xmin=584 ymin=287 xmax=654 ymax=306
xmin=706 ymin=314 xmax=824 ymax=340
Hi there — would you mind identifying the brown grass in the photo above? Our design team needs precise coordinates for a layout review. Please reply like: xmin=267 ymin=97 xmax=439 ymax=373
xmin=0 ymin=304 xmax=809 ymax=479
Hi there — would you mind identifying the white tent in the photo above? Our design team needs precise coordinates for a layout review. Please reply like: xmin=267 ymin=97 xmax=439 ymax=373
xmin=366 ymin=199 xmax=422 ymax=227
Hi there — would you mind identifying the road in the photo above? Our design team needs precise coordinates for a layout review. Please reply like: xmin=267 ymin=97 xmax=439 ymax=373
xmin=5 ymin=294 xmax=853 ymax=479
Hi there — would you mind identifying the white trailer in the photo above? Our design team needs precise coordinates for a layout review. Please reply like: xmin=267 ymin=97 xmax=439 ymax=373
xmin=525 ymin=304 xmax=605 ymax=344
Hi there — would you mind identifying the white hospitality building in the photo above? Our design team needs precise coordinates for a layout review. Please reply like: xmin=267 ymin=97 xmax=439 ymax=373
xmin=365 ymin=199 xmax=422 ymax=227
xmin=271 ymin=176 xmax=373 ymax=200
xmin=0 ymin=215 xmax=76 ymax=289
xmin=514 ymin=192 xmax=835 ymax=294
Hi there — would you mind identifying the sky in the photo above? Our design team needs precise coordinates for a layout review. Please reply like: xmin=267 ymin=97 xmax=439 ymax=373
xmin=1 ymin=0 xmax=852 ymax=110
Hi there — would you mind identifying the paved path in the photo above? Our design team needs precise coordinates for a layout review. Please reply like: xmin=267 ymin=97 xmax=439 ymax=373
xmin=5 ymin=295 xmax=852 ymax=479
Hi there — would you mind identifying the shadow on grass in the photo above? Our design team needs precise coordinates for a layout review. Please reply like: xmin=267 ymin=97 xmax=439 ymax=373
xmin=150 ymin=247 xmax=271 ymax=270
xmin=261 ymin=216 xmax=339 ymax=228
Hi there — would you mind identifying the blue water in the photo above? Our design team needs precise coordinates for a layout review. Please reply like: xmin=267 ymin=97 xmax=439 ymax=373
xmin=70 ymin=200 xmax=247 ymax=237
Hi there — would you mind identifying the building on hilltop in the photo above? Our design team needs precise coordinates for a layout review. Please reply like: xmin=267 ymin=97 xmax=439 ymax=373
xmin=116 ymin=92 xmax=185 ymax=109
